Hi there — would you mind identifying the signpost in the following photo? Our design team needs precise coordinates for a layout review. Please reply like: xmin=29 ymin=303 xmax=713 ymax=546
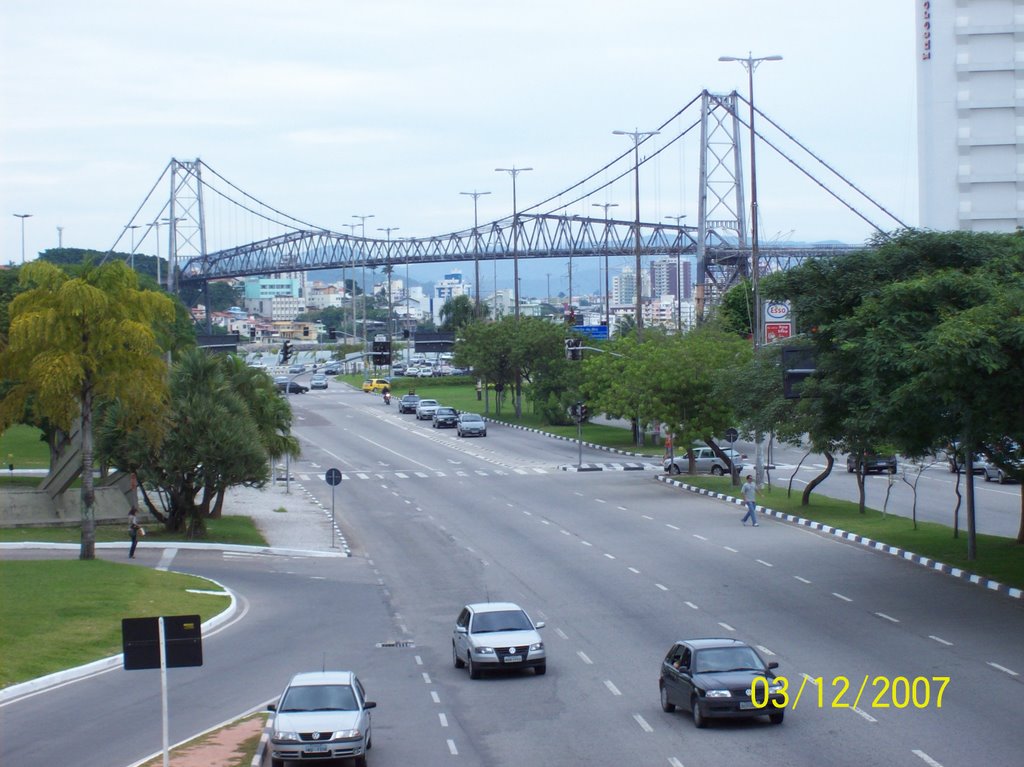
xmin=725 ymin=427 xmax=740 ymax=485
xmin=325 ymin=468 xmax=342 ymax=548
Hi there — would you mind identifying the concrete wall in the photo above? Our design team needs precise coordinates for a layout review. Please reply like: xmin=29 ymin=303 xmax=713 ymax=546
xmin=0 ymin=486 xmax=136 ymax=528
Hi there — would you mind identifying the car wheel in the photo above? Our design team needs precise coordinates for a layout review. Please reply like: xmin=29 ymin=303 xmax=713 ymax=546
xmin=354 ymin=755 xmax=367 ymax=767
xmin=660 ymin=683 xmax=675 ymax=713
xmin=847 ymin=461 xmax=855 ymax=473
xmin=453 ymin=642 xmax=465 ymax=668
xmin=535 ymin=663 xmax=546 ymax=676
xmin=482 ymin=431 xmax=486 ymax=437
xmin=984 ymin=471 xmax=992 ymax=482
xmin=691 ymin=695 xmax=707 ymax=728
xmin=769 ymin=710 xmax=785 ymax=725
xmin=711 ymin=465 xmax=724 ymax=476
xmin=668 ymin=463 xmax=681 ymax=475
xmin=468 ymin=655 xmax=481 ymax=679
xmin=366 ymin=728 xmax=372 ymax=749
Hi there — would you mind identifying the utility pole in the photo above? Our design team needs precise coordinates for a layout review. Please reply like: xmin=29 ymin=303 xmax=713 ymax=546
xmin=592 ymin=203 xmax=618 ymax=328
xmin=377 ymin=226 xmax=399 ymax=375
xmin=495 ymin=166 xmax=533 ymax=418
xmin=13 ymin=213 xmax=32 ymax=264
xmin=460 ymin=190 xmax=491 ymax=316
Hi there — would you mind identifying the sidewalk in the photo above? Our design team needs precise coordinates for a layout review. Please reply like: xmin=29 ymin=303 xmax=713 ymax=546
xmin=224 ymin=480 xmax=350 ymax=555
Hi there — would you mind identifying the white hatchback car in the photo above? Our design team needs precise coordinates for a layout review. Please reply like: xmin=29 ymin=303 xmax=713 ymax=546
xmin=415 ymin=398 xmax=440 ymax=420
xmin=268 ymin=671 xmax=376 ymax=767
xmin=453 ymin=602 xmax=546 ymax=678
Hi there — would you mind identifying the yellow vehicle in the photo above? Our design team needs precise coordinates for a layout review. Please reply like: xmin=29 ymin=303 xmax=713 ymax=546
xmin=362 ymin=378 xmax=391 ymax=393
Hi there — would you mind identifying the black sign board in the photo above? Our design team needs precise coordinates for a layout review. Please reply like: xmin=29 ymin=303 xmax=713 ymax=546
xmin=414 ymin=331 xmax=455 ymax=353
xmin=122 ymin=615 xmax=204 ymax=670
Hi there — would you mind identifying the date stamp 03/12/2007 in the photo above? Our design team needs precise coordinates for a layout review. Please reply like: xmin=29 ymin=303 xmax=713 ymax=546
xmin=751 ymin=675 xmax=951 ymax=711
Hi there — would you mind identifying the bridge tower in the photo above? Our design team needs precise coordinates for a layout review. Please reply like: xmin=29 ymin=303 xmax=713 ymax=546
xmin=167 ymin=158 xmax=208 ymax=294
xmin=696 ymin=91 xmax=748 ymax=316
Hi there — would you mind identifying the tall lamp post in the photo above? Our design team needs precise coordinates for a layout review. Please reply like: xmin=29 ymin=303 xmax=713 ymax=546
xmin=612 ymin=129 xmax=659 ymax=340
xmin=56 ymin=226 xmax=64 ymax=248
xmin=377 ymin=226 xmax=399 ymax=358
xmin=494 ymin=166 xmax=532 ymax=320
xmin=353 ymin=214 xmax=375 ymax=351
xmin=665 ymin=215 xmax=687 ymax=332
xmin=127 ymin=224 xmax=141 ymax=271
xmin=592 ymin=202 xmax=618 ymax=327
xmin=343 ymin=223 xmax=359 ymax=341
xmin=720 ymin=51 xmax=782 ymax=487
xmin=13 ymin=213 xmax=32 ymax=264
xmin=460 ymin=190 xmax=491 ymax=316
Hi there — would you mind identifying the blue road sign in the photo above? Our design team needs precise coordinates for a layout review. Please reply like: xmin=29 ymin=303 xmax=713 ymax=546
xmin=577 ymin=325 xmax=609 ymax=341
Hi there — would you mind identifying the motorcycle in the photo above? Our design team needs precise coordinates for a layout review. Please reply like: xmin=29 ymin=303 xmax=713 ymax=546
xmin=383 ymin=391 xmax=392 ymax=405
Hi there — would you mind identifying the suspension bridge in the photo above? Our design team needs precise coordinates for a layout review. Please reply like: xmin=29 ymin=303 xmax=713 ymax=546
xmin=111 ymin=90 xmax=907 ymax=309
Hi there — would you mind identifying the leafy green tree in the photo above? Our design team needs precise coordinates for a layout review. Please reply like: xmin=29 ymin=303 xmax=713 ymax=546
xmin=439 ymin=294 xmax=481 ymax=332
xmin=457 ymin=319 xmax=518 ymax=415
xmin=0 ymin=261 xmax=174 ymax=559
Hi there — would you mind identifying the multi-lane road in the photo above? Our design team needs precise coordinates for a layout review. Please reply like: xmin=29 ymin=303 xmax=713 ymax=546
xmin=2 ymin=383 xmax=1022 ymax=767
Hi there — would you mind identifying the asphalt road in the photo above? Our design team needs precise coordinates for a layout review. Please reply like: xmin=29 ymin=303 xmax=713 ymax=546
xmin=2 ymin=384 xmax=1022 ymax=767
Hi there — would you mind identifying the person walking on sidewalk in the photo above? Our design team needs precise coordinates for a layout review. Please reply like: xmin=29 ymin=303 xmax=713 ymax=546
xmin=128 ymin=507 xmax=143 ymax=558
xmin=741 ymin=475 xmax=759 ymax=526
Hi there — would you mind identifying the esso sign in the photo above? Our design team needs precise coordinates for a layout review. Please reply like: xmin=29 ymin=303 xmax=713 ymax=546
xmin=764 ymin=301 xmax=790 ymax=321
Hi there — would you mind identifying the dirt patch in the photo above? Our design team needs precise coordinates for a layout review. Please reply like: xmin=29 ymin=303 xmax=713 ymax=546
xmin=138 ymin=712 xmax=267 ymax=767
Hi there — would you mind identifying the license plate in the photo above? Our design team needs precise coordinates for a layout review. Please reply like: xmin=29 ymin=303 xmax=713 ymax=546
xmin=739 ymin=701 xmax=757 ymax=710
xmin=304 ymin=744 xmax=329 ymax=753
xmin=503 ymin=656 xmax=523 ymax=663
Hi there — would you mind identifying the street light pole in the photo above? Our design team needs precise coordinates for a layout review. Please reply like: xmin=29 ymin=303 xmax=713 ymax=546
xmin=494 ymin=166 xmax=532 ymax=320
xmin=592 ymin=203 xmax=618 ymax=328
xmin=13 ymin=214 xmax=32 ymax=264
xmin=377 ymin=226 xmax=399 ymax=370
xmin=460 ymin=190 xmax=491 ymax=316
xmin=56 ymin=226 xmax=64 ymax=249
xmin=353 ymin=214 xmax=374 ymax=354
xmin=343 ymin=223 xmax=359 ymax=340
xmin=720 ymin=51 xmax=782 ymax=488
xmin=612 ymin=129 xmax=659 ymax=340
xmin=127 ymin=224 xmax=141 ymax=271
xmin=666 ymin=215 xmax=687 ymax=332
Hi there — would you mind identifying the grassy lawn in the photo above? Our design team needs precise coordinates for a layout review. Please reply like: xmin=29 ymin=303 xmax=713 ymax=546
xmin=0 ymin=515 xmax=269 ymax=546
xmin=678 ymin=475 xmax=1024 ymax=590
xmin=0 ymin=559 xmax=231 ymax=688
xmin=0 ymin=424 xmax=50 ymax=469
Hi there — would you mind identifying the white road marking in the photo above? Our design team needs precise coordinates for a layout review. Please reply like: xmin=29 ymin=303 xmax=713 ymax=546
xmin=415 ymin=656 xmax=423 ymax=665
xmin=756 ymin=559 xmax=773 ymax=567
xmin=912 ymin=749 xmax=945 ymax=767
xmin=642 ymin=514 xmax=654 ymax=520
xmin=633 ymin=713 xmax=654 ymax=732
xmin=395 ymin=472 xmax=408 ymax=478
xmin=523 ymin=510 xmax=532 ymax=516
xmin=684 ymin=601 xmax=699 ymax=610
xmin=604 ymin=680 xmax=622 ymax=696
xmin=574 ymin=491 xmax=584 ymax=496
xmin=422 ymin=672 xmax=431 ymax=683
xmin=929 ymin=635 xmax=953 ymax=646
xmin=438 ymin=712 xmax=448 ymax=727
xmin=581 ymin=540 xmax=593 ymax=547
xmin=604 ymin=553 xmax=616 ymax=559
xmin=718 ymin=622 xmax=735 ymax=632
xmin=987 ymin=661 xmax=1019 ymax=676
xmin=541 ymin=519 xmax=551 ymax=525
xmin=357 ymin=473 xmax=368 ymax=479
xmin=431 ymin=691 xmax=441 ymax=703
xmin=415 ymin=471 xmax=428 ymax=477
xmin=832 ymin=592 xmax=853 ymax=602
xmin=577 ymin=651 xmax=593 ymax=665
xmin=555 ymin=628 xmax=569 ymax=640
xmin=628 ymin=567 xmax=641 ymax=574
xmin=666 ymin=523 xmax=680 ymax=530
xmin=447 ymin=739 xmax=458 ymax=755
xmin=875 ymin=612 xmax=900 ymax=623
xmin=692 ymin=534 xmax=707 ymax=541
xmin=595 ymin=498 xmax=607 ymax=504
xmin=723 ymin=546 xmax=738 ymax=553
xmin=617 ymin=506 xmax=628 ymax=511
xmin=794 ymin=576 xmax=812 ymax=584
xmin=852 ymin=706 xmax=877 ymax=723
xmin=668 ymin=759 xmax=685 ymax=767
xmin=655 ymin=583 xmax=669 ymax=591
xmin=515 ymin=468 xmax=528 ymax=474
xmin=561 ymin=529 xmax=571 ymax=535
xmin=756 ymin=645 xmax=775 ymax=656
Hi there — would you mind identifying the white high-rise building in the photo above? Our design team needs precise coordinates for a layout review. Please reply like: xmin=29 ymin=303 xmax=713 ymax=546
xmin=916 ymin=0 xmax=1024 ymax=232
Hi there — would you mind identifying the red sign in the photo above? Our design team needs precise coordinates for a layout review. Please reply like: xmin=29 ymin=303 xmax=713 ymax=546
xmin=765 ymin=322 xmax=792 ymax=344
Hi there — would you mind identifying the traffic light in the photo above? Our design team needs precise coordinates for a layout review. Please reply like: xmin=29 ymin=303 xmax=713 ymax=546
xmin=579 ymin=402 xmax=588 ymax=421
xmin=281 ymin=340 xmax=292 ymax=364
xmin=328 ymin=327 xmax=338 ymax=340
xmin=372 ymin=340 xmax=391 ymax=367
xmin=565 ymin=338 xmax=582 ymax=361
xmin=782 ymin=347 xmax=816 ymax=399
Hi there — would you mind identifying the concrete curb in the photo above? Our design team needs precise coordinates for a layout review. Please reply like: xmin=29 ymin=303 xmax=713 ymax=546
xmin=0 ymin=541 xmax=348 ymax=558
xmin=0 ymin=572 xmax=240 ymax=704
xmin=656 ymin=474 xmax=1024 ymax=601
xmin=485 ymin=418 xmax=660 ymax=464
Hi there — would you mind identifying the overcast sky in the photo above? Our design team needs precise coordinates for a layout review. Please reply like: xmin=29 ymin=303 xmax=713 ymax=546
xmin=2 ymin=0 xmax=918 ymax=276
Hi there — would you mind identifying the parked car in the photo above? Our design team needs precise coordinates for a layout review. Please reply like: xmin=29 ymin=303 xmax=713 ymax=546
xmin=452 ymin=602 xmax=546 ymax=678
xmin=846 ymin=453 xmax=897 ymax=474
xmin=432 ymin=406 xmax=458 ymax=428
xmin=664 ymin=446 xmax=744 ymax=476
xmin=982 ymin=442 xmax=1021 ymax=483
xmin=398 ymin=394 xmax=421 ymax=414
xmin=390 ymin=362 xmax=407 ymax=375
xmin=274 ymin=376 xmax=308 ymax=394
xmin=415 ymin=399 xmax=440 ymax=420
xmin=947 ymin=453 xmax=988 ymax=475
xmin=288 ymin=363 xmax=306 ymax=374
xmin=456 ymin=412 xmax=487 ymax=437
xmin=659 ymin=638 xmax=784 ymax=728
xmin=310 ymin=373 xmax=328 ymax=390
xmin=268 ymin=670 xmax=376 ymax=767
xmin=362 ymin=378 xmax=390 ymax=393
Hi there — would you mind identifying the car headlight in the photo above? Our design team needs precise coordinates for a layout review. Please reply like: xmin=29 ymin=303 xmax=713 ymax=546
xmin=273 ymin=730 xmax=300 ymax=742
xmin=529 ymin=641 xmax=544 ymax=651
xmin=768 ymin=684 xmax=783 ymax=694
xmin=704 ymin=689 xmax=732 ymax=698
xmin=475 ymin=646 xmax=496 ymax=655
xmin=333 ymin=729 xmax=362 ymax=740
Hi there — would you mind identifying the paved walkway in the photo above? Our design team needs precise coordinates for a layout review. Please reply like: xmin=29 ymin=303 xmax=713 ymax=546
xmin=224 ymin=479 xmax=350 ymax=555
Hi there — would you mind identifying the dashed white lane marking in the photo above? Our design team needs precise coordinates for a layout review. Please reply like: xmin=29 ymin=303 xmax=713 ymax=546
xmin=475 ymin=470 xmax=488 ymax=476
xmin=655 ymin=583 xmax=669 ymax=591
xmin=668 ymin=758 xmax=685 ymax=767
xmin=414 ymin=656 xmax=423 ymax=665
xmin=555 ymin=628 xmax=569 ymax=640
xmin=832 ymin=592 xmax=853 ymax=602
xmin=912 ymin=749 xmax=945 ymax=767
xmin=357 ymin=472 xmax=368 ymax=479
xmin=633 ymin=713 xmax=654 ymax=732
xmin=415 ymin=471 xmax=428 ymax=477
xmin=581 ymin=540 xmax=593 ymax=547
xmin=723 ymin=546 xmax=738 ymax=553
xmin=642 ymin=514 xmax=654 ymax=520
xmin=853 ymin=706 xmax=877 ymax=723
xmin=604 ymin=553 xmax=616 ymax=560
xmin=577 ymin=651 xmax=593 ymax=665
xmin=515 ymin=468 xmax=528 ymax=474
xmin=595 ymin=498 xmax=607 ymax=504
xmin=875 ymin=612 xmax=900 ymax=623
xmin=756 ymin=559 xmax=773 ymax=567
xmin=523 ymin=510 xmax=532 ymax=516
xmin=438 ymin=713 xmax=448 ymax=727
xmin=447 ymin=739 xmax=458 ymax=755
xmin=756 ymin=645 xmax=775 ymax=656
xmin=604 ymin=680 xmax=622 ymax=696
xmin=574 ymin=491 xmax=584 ymax=496
xmin=628 ymin=567 xmax=641 ymax=574
xmin=395 ymin=472 xmax=408 ymax=478
xmin=987 ymin=661 xmax=1019 ymax=676
xmin=541 ymin=519 xmax=551 ymax=525
xmin=431 ymin=691 xmax=440 ymax=703
xmin=532 ymin=467 xmax=547 ymax=474
xmin=561 ymin=529 xmax=571 ymax=536
xmin=421 ymin=672 xmax=431 ymax=683
xmin=617 ymin=506 xmax=628 ymax=511
xmin=718 ymin=622 xmax=735 ymax=632
xmin=692 ymin=534 xmax=707 ymax=541
xmin=929 ymin=635 xmax=953 ymax=646
xmin=666 ymin=523 xmax=680 ymax=530
xmin=684 ymin=601 xmax=699 ymax=610
xmin=794 ymin=576 xmax=812 ymax=584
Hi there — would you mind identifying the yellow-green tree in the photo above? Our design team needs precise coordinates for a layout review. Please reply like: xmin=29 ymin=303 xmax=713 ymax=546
xmin=0 ymin=261 xmax=174 ymax=559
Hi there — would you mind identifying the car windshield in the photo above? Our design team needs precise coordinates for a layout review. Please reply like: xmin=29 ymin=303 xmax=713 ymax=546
xmin=693 ymin=646 xmax=764 ymax=674
xmin=461 ymin=414 xmax=482 ymax=422
xmin=280 ymin=684 xmax=357 ymax=712
xmin=419 ymin=400 xmax=437 ymax=407
xmin=471 ymin=609 xmax=533 ymax=633
xmin=436 ymin=408 xmax=455 ymax=415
